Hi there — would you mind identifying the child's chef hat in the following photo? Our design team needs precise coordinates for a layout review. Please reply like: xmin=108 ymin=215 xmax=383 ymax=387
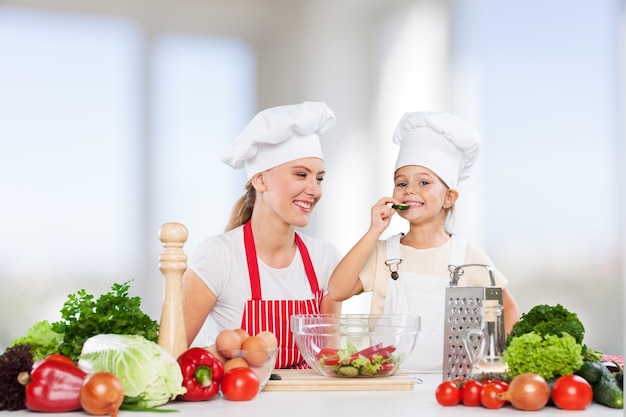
xmin=393 ymin=112 xmax=481 ymax=189
xmin=220 ymin=101 xmax=336 ymax=179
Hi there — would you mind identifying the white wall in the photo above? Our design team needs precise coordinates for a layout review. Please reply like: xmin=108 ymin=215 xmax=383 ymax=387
xmin=0 ymin=0 xmax=623 ymax=356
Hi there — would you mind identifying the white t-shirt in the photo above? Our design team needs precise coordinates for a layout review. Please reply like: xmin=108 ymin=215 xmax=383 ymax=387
xmin=188 ymin=225 xmax=342 ymax=345
xmin=360 ymin=237 xmax=509 ymax=315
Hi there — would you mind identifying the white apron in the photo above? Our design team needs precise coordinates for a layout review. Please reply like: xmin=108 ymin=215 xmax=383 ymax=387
xmin=383 ymin=233 xmax=466 ymax=373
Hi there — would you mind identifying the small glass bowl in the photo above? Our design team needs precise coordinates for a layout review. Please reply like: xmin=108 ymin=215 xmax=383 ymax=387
xmin=291 ymin=314 xmax=420 ymax=378
xmin=218 ymin=347 xmax=279 ymax=390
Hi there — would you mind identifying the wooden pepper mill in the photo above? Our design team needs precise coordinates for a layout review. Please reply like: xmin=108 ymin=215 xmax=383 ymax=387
xmin=157 ymin=222 xmax=189 ymax=359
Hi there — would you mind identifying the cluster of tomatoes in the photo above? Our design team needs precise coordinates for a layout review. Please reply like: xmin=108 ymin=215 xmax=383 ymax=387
xmin=435 ymin=379 xmax=509 ymax=409
xmin=435 ymin=374 xmax=594 ymax=411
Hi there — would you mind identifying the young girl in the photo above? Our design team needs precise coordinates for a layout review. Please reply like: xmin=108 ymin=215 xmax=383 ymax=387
xmin=181 ymin=101 xmax=342 ymax=369
xmin=328 ymin=112 xmax=520 ymax=372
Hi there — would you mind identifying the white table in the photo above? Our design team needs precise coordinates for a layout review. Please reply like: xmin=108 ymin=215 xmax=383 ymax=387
xmin=2 ymin=373 xmax=621 ymax=417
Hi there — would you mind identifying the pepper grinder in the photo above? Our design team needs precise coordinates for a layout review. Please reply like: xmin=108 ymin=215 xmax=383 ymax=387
xmin=157 ymin=222 xmax=189 ymax=359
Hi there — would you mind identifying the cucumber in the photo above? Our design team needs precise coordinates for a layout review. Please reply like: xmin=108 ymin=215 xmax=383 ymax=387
xmin=336 ymin=366 xmax=359 ymax=377
xmin=577 ymin=361 xmax=604 ymax=384
xmin=577 ymin=361 xmax=624 ymax=408
xmin=593 ymin=371 xmax=624 ymax=409
xmin=391 ymin=204 xmax=409 ymax=210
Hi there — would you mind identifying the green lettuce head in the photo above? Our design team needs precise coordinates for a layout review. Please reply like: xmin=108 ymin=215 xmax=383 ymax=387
xmin=78 ymin=334 xmax=185 ymax=408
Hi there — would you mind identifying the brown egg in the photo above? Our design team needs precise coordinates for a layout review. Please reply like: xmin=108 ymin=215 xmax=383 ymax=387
xmin=223 ymin=357 xmax=249 ymax=374
xmin=216 ymin=329 xmax=242 ymax=359
xmin=234 ymin=328 xmax=250 ymax=344
xmin=204 ymin=344 xmax=227 ymax=364
xmin=242 ymin=335 xmax=269 ymax=367
xmin=256 ymin=331 xmax=278 ymax=349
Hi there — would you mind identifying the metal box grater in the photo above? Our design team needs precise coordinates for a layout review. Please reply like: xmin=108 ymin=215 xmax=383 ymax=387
xmin=442 ymin=264 xmax=503 ymax=381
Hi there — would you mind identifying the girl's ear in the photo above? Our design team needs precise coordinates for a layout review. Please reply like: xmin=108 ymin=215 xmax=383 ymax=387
xmin=443 ymin=189 xmax=459 ymax=209
xmin=251 ymin=173 xmax=266 ymax=192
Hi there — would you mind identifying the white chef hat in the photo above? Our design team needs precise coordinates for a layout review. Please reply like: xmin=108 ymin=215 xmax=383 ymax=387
xmin=393 ymin=112 xmax=481 ymax=189
xmin=219 ymin=101 xmax=336 ymax=179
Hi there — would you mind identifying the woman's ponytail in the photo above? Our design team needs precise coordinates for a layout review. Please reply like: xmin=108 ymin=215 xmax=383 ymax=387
xmin=224 ymin=182 xmax=256 ymax=232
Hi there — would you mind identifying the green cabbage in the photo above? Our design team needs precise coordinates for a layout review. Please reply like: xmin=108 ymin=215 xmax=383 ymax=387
xmin=78 ymin=334 xmax=185 ymax=408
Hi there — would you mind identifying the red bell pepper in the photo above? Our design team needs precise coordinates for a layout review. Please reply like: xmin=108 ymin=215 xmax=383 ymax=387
xmin=177 ymin=347 xmax=224 ymax=401
xmin=19 ymin=357 xmax=86 ymax=412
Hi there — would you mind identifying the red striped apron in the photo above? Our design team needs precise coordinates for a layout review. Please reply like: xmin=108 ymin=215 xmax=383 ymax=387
xmin=241 ymin=221 xmax=323 ymax=369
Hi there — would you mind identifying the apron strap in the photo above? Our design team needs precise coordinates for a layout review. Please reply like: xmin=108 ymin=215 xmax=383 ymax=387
xmin=294 ymin=233 xmax=320 ymax=294
xmin=385 ymin=233 xmax=404 ymax=280
xmin=448 ymin=234 xmax=467 ymax=270
xmin=243 ymin=221 xmax=262 ymax=300
xmin=243 ymin=221 xmax=319 ymax=300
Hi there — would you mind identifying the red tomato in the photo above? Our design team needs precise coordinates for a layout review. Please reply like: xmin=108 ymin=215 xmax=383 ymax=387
xmin=480 ymin=382 xmax=506 ymax=409
xmin=551 ymin=374 xmax=593 ymax=410
xmin=221 ymin=367 xmax=260 ymax=401
xmin=435 ymin=381 xmax=461 ymax=406
xmin=493 ymin=379 xmax=508 ymax=390
xmin=461 ymin=380 xmax=483 ymax=406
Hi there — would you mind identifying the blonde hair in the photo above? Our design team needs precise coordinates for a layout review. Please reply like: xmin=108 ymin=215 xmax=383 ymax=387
xmin=225 ymin=181 xmax=256 ymax=232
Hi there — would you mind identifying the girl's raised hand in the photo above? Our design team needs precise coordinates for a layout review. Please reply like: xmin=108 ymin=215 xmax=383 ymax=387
xmin=369 ymin=197 xmax=399 ymax=235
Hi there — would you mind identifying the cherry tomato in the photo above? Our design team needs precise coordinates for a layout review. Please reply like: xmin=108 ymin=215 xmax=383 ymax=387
xmin=221 ymin=367 xmax=260 ymax=401
xmin=461 ymin=380 xmax=483 ymax=406
xmin=551 ymin=374 xmax=593 ymax=410
xmin=480 ymin=382 xmax=506 ymax=409
xmin=435 ymin=381 xmax=461 ymax=406
xmin=493 ymin=379 xmax=509 ymax=390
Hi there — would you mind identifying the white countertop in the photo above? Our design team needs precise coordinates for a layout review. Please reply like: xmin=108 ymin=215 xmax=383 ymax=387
xmin=2 ymin=373 xmax=621 ymax=417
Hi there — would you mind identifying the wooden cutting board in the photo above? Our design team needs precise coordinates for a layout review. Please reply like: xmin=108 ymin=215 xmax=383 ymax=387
xmin=263 ymin=369 xmax=415 ymax=391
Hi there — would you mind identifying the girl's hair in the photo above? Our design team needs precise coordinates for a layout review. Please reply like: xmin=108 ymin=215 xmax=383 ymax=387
xmin=225 ymin=181 xmax=256 ymax=232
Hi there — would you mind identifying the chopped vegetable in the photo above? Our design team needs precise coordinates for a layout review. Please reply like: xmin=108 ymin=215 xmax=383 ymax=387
xmin=19 ymin=356 xmax=86 ymax=412
xmin=177 ymin=347 xmax=224 ymax=401
xmin=0 ymin=344 xmax=33 ymax=410
xmin=78 ymin=334 xmax=185 ymax=408
xmin=503 ymin=332 xmax=583 ymax=380
xmin=391 ymin=204 xmax=409 ymax=210
xmin=318 ymin=341 xmax=400 ymax=377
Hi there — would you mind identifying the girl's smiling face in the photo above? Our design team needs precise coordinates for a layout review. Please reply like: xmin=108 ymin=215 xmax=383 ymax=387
xmin=254 ymin=157 xmax=325 ymax=227
xmin=393 ymin=165 xmax=457 ymax=223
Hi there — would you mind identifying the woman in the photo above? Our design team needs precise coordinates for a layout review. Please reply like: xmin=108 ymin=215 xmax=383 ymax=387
xmin=328 ymin=112 xmax=520 ymax=372
xmin=181 ymin=101 xmax=342 ymax=369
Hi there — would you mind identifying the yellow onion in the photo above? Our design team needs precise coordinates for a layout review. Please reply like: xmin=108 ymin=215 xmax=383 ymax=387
xmin=497 ymin=373 xmax=550 ymax=411
xmin=80 ymin=372 xmax=125 ymax=417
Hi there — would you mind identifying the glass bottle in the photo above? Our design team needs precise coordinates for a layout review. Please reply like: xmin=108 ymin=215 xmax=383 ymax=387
xmin=464 ymin=299 xmax=508 ymax=380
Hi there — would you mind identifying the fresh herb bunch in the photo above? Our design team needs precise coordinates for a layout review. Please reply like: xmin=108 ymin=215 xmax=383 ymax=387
xmin=506 ymin=303 xmax=585 ymax=345
xmin=52 ymin=281 xmax=159 ymax=362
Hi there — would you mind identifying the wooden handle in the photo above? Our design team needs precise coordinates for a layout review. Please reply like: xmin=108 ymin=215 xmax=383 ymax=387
xmin=157 ymin=222 xmax=189 ymax=359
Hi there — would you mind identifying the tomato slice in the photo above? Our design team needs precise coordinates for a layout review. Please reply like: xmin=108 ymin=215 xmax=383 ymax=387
xmin=318 ymin=348 xmax=339 ymax=365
